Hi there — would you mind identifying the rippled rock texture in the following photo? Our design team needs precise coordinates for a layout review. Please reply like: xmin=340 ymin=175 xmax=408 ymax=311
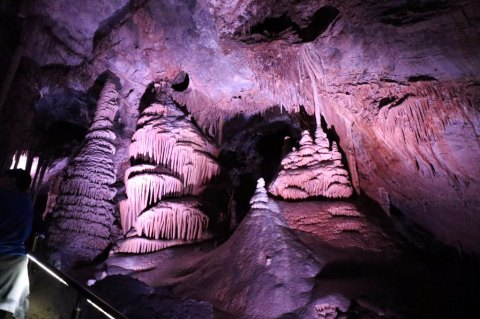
xmin=47 ymin=79 xmax=119 ymax=266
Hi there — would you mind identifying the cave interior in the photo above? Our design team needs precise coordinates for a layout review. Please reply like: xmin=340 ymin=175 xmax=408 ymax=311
xmin=0 ymin=0 xmax=480 ymax=318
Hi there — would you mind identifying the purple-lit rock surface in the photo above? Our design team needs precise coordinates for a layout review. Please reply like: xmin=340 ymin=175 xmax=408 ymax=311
xmin=1 ymin=0 xmax=476 ymax=253
xmin=170 ymin=179 xmax=322 ymax=318
xmin=268 ymin=129 xmax=353 ymax=199
xmin=1 ymin=1 xmax=480 ymax=318
xmin=47 ymin=79 xmax=119 ymax=266
xmin=116 ymin=91 xmax=218 ymax=254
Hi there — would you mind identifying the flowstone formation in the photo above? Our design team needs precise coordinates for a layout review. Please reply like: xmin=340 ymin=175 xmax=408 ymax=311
xmin=47 ymin=80 xmax=118 ymax=266
xmin=269 ymin=128 xmax=353 ymax=199
xmin=115 ymin=94 xmax=219 ymax=254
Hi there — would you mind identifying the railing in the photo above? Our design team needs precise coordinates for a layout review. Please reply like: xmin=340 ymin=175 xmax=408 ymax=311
xmin=28 ymin=235 xmax=128 ymax=319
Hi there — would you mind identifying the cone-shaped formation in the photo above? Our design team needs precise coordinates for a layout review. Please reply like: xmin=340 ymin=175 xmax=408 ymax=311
xmin=268 ymin=129 xmax=353 ymax=199
xmin=117 ymin=96 xmax=218 ymax=254
xmin=173 ymin=178 xmax=321 ymax=318
xmin=250 ymin=178 xmax=272 ymax=210
xmin=47 ymin=80 xmax=119 ymax=266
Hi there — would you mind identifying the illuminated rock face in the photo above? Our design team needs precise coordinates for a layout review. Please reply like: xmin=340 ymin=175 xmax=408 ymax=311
xmin=115 ymin=95 xmax=219 ymax=254
xmin=2 ymin=0 xmax=480 ymax=254
xmin=173 ymin=178 xmax=321 ymax=318
xmin=269 ymin=129 xmax=353 ymax=199
xmin=47 ymin=80 xmax=118 ymax=266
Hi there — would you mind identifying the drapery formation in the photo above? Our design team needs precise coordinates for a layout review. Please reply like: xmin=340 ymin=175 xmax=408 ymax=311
xmin=47 ymin=80 xmax=119 ymax=265
xmin=115 ymin=98 xmax=219 ymax=254
xmin=268 ymin=129 xmax=353 ymax=199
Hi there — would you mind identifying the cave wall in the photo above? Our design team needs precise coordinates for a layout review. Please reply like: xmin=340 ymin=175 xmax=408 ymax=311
xmin=1 ymin=0 xmax=479 ymax=253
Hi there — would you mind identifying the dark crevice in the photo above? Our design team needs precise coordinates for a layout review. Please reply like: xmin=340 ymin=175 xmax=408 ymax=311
xmin=408 ymin=75 xmax=438 ymax=82
xmin=391 ymin=93 xmax=414 ymax=107
xmin=138 ymin=82 xmax=157 ymax=113
xmin=238 ymin=6 xmax=339 ymax=44
xmin=298 ymin=6 xmax=340 ymax=42
xmin=171 ymin=72 xmax=190 ymax=92
xmin=380 ymin=1 xmax=452 ymax=26
xmin=219 ymin=107 xmax=302 ymax=226
xmin=249 ymin=14 xmax=296 ymax=39
xmin=93 ymin=1 xmax=133 ymax=51
xmin=378 ymin=96 xmax=397 ymax=108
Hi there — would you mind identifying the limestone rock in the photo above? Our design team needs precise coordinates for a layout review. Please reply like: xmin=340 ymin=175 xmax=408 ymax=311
xmin=47 ymin=80 xmax=119 ymax=266
xmin=173 ymin=178 xmax=321 ymax=318
xmin=116 ymin=94 xmax=219 ymax=254
xmin=269 ymin=129 xmax=353 ymax=199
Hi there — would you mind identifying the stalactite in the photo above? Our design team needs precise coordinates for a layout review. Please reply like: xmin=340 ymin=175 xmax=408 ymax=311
xmin=129 ymin=103 xmax=220 ymax=190
xmin=47 ymin=79 xmax=119 ymax=265
xmin=116 ymin=94 xmax=219 ymax=254
xmin=32 ymin=157 xmax=48 ymax=205
xmin=300 ymin=44 xmax=329 ymax=127
xmin=114 ymin=237 xmax=210 ymax=254
xmin=268 ymin=129 xmax=353 ymax=200
xmin=125 ymin=173 xmax=184 ymax=218
xmin=135 ymin=199 xmax=209 ymax=240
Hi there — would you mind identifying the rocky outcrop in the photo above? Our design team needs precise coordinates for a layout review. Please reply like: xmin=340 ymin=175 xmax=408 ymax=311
xmin=319 ymin=80 xmax=480 ymax=253
xmin=47 ymin=79 xmax=118 ymax=266
xmin=172 ymin=179 xmax=321 ymax=318
xmin=115 ymin=95 xmax=219 ymax=254
xmin=269 ymin=129 xmax=353 ymax=199
xmin=278 ymin=201 xmax=397 ymax=252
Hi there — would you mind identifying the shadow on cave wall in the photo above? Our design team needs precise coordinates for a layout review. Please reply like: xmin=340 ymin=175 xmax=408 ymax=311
xmin=238 ymin=5 xmax=340 ymax=44
xmin=217 ymin=106 xmax=304 ymax=234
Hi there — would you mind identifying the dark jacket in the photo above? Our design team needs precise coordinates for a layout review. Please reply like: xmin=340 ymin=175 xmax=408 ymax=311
xmin=0 ymin=190 xmax=33 ymax=255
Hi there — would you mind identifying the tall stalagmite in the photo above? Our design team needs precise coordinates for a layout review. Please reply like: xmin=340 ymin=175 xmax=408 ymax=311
xmin=268 ymin=129 xmax=353 ymax=199
xmin=47 ymin=79 xmax=119 ymax=266
xmin=115 ymin=91 xmax=219 ymax=254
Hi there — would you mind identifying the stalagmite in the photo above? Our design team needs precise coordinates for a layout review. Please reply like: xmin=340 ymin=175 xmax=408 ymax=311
xmin=47 ymin=79 xmax=119 ymax=266
xmin=268 ymin=129 xmax=353 ymax=200
xmin=115 ymin=89 xmax=219 ymax=254
xmin=250 ymin=178 xmax=271 ymax=210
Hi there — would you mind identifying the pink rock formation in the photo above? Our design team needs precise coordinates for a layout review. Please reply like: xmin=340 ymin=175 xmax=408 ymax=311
xmin=278 ymin=201 xmax=397 ymax=252
xmin=47 ymin=80 xmax=118 ymax=265
xmin=114 ymin=237 xmax=206 ymax=255
xmin=129 ymin=103 xmax=219 ymax=193
xmin=116 ymin=96 xmax=218 ymax=254
xmin=269 ymin=129 xmax=353 ymax=199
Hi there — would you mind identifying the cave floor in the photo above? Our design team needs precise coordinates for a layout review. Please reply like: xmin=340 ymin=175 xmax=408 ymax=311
xmin=29 ymin=199 xmax=480 ymax=319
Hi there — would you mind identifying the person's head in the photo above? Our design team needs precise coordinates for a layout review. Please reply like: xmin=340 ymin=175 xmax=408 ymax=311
xmin=3 ymin=169 xmax=32 ymax=192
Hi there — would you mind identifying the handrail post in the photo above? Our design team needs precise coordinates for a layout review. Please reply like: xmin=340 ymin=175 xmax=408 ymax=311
xmin=31 ymin=233 xmax=45 ymax=253
xmin=72 ymin=294 xmax=83 ymax=319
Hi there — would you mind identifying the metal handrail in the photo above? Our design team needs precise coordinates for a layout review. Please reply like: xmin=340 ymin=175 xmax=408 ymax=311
xmin=27 ymin=252 xmax=129 ymax=319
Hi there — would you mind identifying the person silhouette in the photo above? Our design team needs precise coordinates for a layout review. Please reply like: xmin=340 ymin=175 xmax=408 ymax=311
xmin=0 ymin=169 xmax=33 ymax=319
